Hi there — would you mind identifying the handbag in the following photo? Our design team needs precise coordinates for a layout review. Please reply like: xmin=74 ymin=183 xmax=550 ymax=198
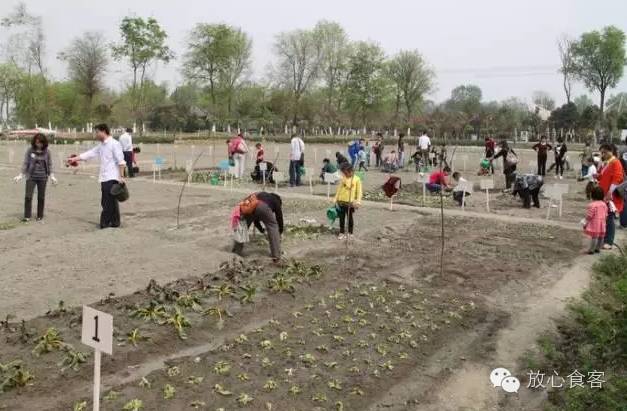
xmin=505 ymin=151 xmax=518 ymax=166
xmin=233 ymin=220 xmax=250 ymax=243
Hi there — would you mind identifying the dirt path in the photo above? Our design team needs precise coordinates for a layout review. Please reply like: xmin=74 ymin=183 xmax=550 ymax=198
xmin=368 ymin=255 xmax=597 ymax=411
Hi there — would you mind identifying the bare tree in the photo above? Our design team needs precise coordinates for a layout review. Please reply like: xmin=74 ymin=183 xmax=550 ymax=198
xmin=557 ymin=35 xmax=575 ymax=104
xmin=1 ymin=2 xmax=45 ymax=75
xmin=271 ymin=28 xmax=324 ymax=124
xmin=58 ymin=32 xmax=108 ymax=116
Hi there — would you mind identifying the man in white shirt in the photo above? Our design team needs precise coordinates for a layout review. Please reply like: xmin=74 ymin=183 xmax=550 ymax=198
xmin=418 ymin=131 xmax=431 ymax=169
xmin=68 ymin=124 xmax=126 ymax=229
xmin=289 ymin=134 xmax=305 ymax=187
xmin=118 ymin=127 xmax=134 ymax=177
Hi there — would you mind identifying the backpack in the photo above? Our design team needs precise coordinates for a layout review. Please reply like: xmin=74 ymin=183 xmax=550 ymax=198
xmin=239 ymin=193 xmax=259 ymax=215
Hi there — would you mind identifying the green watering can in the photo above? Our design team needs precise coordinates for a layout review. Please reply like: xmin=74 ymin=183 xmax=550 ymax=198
xmin=326 ymin=206 xmax=339 ymax=225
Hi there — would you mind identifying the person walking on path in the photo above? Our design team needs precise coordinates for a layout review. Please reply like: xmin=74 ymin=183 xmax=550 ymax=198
xmin=289 ymin=134 xmax=305 ymax=187
xmin=597 ymin=143 xmax=624 ymax=249
xmin=119 ymin=127 xmax=134 ymax=178
xmin=532 ymin=136 xmax=552 ymax=176
xmin=68 ymin=124 xmax=126 ymax=229
xmin=14 ymin=133 xmax=58 ymax=222
xmin=228 ymin=133 xmax=248 ymax=179
xmin=231 ymin=192 xmax=284 ymax=262
xmin=492 ymin=140 xmax=518 ymax=190
xmin=334 ymin=163 xmax=363 ymax=240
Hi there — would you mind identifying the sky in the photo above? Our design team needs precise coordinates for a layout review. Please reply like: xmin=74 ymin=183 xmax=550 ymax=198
xmin=2 ymin=0 xmax=627 ymax=106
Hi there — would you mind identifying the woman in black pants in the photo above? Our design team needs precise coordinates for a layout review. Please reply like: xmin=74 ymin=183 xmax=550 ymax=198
xmin=13 ymin=133 xmax=58 ymax=221
xmin=532 ymin=136 xmax=552 ymax=176
xmin=492 ymin=140 xmax=517 ymax=190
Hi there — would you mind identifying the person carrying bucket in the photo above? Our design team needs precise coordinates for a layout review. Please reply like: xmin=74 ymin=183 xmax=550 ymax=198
xmin=333 ymin=163 xmax=363 ymax=241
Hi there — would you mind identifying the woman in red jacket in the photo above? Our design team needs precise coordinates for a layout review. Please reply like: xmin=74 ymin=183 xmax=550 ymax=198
xmin=597 ymin=143 xmax=624 ymax=249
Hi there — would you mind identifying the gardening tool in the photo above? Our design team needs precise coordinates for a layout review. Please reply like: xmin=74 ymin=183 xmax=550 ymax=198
xmin=326 ymin=206 xmax=339 ymax=225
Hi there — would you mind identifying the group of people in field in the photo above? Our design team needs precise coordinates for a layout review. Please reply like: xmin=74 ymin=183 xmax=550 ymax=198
xmin=13 ymin=127 xmax=627 ymax=262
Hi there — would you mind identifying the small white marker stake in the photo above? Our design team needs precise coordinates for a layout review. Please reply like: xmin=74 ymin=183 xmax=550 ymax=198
xmin=480 ymin=179 xmax=494 ymax=212
xmin=81 ymin=306 xmax=113 ymax=411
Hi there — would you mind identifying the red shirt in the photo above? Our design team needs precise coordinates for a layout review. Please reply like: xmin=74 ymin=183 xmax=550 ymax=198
xmin=598 ymin=157 xmax=624 ymax=212
xmin=429 ymin=170 xmax=448 ymax=185
xmin=256 ymin=148 xmax=264 ymax=162
xmin=485 ymin=139 xmax=496 ymax=152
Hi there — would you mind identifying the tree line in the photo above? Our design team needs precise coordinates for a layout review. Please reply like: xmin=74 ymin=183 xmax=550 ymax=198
xmin=0 ymin=2 xmax=625 ymax=140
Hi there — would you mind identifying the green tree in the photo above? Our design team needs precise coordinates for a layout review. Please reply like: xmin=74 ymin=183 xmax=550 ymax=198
xmin=387 ymin=50 xmax=435 ymax=124
xmin=571 ymin=26 xmax=626 ymax=118
xmin=574 ymin=95 xmax=595 ymax=113
xmin=58 ymin=32 xmax=108 ymax=118
xmin=313 ymin=20 xmax=350 ymax=122
xmin=183 ymin=23 xmax=252 ymax=119
xmin=549 ymin=102 xmax=579 ymax=130
xmin=112 ymin=16 xmax=173 ymax=116
xmin=343 ymin=41 xmax=388 ymax=126
xmin=0 ymin=63 xmax=24 ymax=124
xmin=446 ymin=84 xmax=482 ymax=116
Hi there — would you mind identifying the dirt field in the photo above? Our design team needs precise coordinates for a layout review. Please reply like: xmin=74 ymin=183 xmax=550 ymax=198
xmin=0 ymin=141 xmax=610 ymax=410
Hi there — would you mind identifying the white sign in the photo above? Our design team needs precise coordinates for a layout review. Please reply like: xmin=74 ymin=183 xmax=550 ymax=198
xmin=81 ymin=306 xmax=113 ymax=355
xmin=480 ymin=179 xmax=494 ymax=190
xmin=259 ymin=162 xmax=268 ymax=171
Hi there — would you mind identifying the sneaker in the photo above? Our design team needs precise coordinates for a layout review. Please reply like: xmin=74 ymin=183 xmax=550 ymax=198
xmin=559 ymin=176 xmax=563 ymax=180
xmin=602 ymin=244 xmax=613 ymax=250
xmin=21 ymin=218 xmax=30 ymax=223
xmin=347 ymin=234 xmax=354 ymax=241
xmin=338 ymin=234 xmax=347 ymax=240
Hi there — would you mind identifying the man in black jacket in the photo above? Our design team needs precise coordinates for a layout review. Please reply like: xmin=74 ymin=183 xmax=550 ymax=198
xmin=232 ymin=192 xmax=284 ymax=262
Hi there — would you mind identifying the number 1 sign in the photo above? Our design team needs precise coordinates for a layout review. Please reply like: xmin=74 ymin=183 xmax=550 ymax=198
xmin=81 ymin=306 xmax=113 ymax=411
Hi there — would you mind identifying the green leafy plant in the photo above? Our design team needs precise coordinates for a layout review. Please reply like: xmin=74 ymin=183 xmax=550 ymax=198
xmin=213 ymin=360 xmax=231 ymax=375
xmin=166 ymin=366 xmax=181 ymax=377
xmin=32 ymin=327 xmax=66 ymax=355
xmin=190 ymin=400 xmax=206 ymax=409
xmin=0 ymin=360 xmax=34 ymax=392
xmin=139 ymin=377 xmax=152 ymax=389
xmin=59 ymin=348 xmax=87 ymax=372
xmin=267 ymin=273 xmax=295 ymax=294
xmin=264 ymin=379 xmax=277 ymax=391
xmin=103 ymin=390 xmax=120 ymax=401
xmin=238 ymin=284 xmax=257 ymax=304
xmin=211 ymin=283 xmax=234 ymax=300
xmin=162 ymin=307 xmax=191 ymax=339
xmin=163 ymin=383 xmax=176 ymax=400
xmin=122 ymin=399 xmax=144 ymax=410
xmin=177 ymin=293 xmax=203 ymax=312
xmin=213 ymin=383 xmax=233 ymax=396
xmin=187 ymin=376 xmax=204 ymax=385
xmin=203 ymin=306 xmax=228 ymax=329
xmin=127 ymin=328 xmax=150 ymax=347
xmin=73 ymin=401 xmax=87 ymax=411
xmin=131 ymin=300 xmax=167 ymax=323
xmin=237 ymin=393 xmax=254 ymax=406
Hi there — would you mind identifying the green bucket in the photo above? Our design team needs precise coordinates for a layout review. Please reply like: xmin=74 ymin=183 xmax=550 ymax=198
xmin=326 ymin=206 xmax=338 ymax=225
xmin=480 ymin=159 xmax=490 ymax=169
xmin=210 ymin=174 xmax=220 ymax=185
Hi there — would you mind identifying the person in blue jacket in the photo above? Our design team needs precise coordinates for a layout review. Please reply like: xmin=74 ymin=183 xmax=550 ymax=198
xmin=348 ymin=138 xmax=364 ymax=166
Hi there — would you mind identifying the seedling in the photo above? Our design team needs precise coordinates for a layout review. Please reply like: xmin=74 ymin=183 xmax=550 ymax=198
xmin=300 ymin=353 xmax=316 ymax=366
xmin=237 ymin=393 xmax=254 ymax=406
xmin=33 ymin=327 xmax=66 ymax=355
xmin=122 ymin=399 xmax=144 ymax=410
xmin=73 ymin=401 xmax=87 ymax=411
xmin=211 ymin=283 xmax=234 ymax=300
xmin=45 ymin=300 xmax=67 ymax=317
xmin=351 ymin=386 xmax=365 ymax=396
xmin=131 ymin=300 xmax=167 ymax=323
xmin=103 ymin=390 xmax=119 ymax=401
xmin=279 ymin=331 xmax=288 ymax=341
xmin=238 ymin=284 xmax=257 ymax=304
xmin=288 ymin=385 xmax=302 ymax=396
xmin=187 ymin=376 xmax=204 ymax=385
xmin=162 ymin=307 xmax=191 ymax=340
xmin=163 ymin=383 xmax=176 ymax=400
xmin=328 ymin=379 xmax=343 ymax=390
xmin=312 ymin=393 xmax=327 ymax=402
xmin=190 ymin=401 xmax=206 ymax=409
xmin=0 ymin=360 xmax=34 ymax=392
xmin=235 ymin=334 xmax=248 ymax=344
xmin=267 ymin=274 xmax=295 ymax=294
xmin=127 ymin=328 xmax=150 ymax=347
xmin=139 ymin=377 xmax=152 ymax=389
xmin=336 ymin=401 xmax=344 ymax=411
xmin=204 ymin=306 xmax=228 ymax=329
xmin=166 ymin=366 xmax=181 ymax=377
xmin=0 ymin=314 xmax=15 ymax=330
xmin=59 ymin=348 xmax=87 ymax=372
xmin=264 ymin=379 xmax=277 ymax=391
xmin=237 ymin=373 xmax=249 ymax=382
xmin=259 ymin=340 xmax=273 ymax=350
xmin=261 ymin=357 xmax=273 ymax=368
xmin=213 ymin=360 xmax=231 ymax=375
xmin=177 ymin=293 xmax=203 ymax=312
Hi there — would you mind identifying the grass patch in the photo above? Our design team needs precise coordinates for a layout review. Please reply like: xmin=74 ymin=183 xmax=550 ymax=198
xmin=528 ymin=253 xmax=627 ymax=411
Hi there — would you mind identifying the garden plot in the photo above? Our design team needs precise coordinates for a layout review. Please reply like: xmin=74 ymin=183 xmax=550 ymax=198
xmin=0 ymin=210 xmax=582 ymax=410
